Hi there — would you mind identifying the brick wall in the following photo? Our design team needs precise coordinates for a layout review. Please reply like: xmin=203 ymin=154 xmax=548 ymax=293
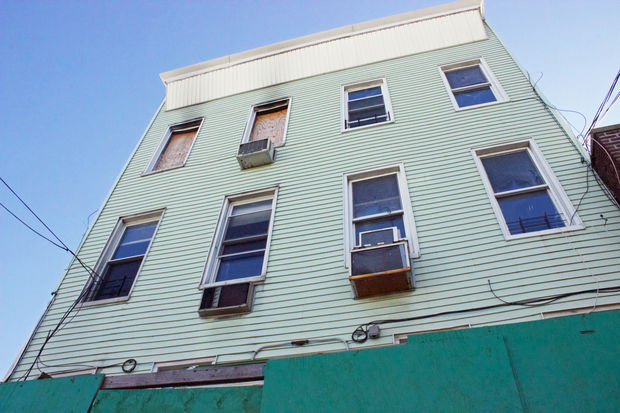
xmin=591 ymin=124 xmax=620 ymax=203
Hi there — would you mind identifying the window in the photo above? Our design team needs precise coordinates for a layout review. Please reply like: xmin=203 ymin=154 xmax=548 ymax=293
xmin=342 ymin=78 xmax=393 ymax=130
xmin=473 ymin=140 xmax=583 ymax=239
xmin=85 ymin=210 xmax=162 ymax=303
xmin=201 ymin=188 xmax=278 ymax=287
xmin=144 ymin=119 xmax=202 ymax=173
xmin=242 ymin=99 xmax=290 ymax=147
xmin=439 ymin=58 xmax=507 ymax=109
xmin=343 ymin=164 xmax=419 ymax=265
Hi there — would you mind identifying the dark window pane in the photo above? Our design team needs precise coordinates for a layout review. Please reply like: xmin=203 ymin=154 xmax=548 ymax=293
xmin=355 ymin=215 xmax=405 ymax=246
xmin=353 ymin=175 xmax=401 ymax=218
xmin=348 ymin=95 xmax=385 ymax=111
xmin=348 ymin=114 xmax=389 ymax=128
xmin=222 ymin=239 xmax=267 ymax=255
xmin=224 ymin=210 xmax=271 ymax=241
xmin=348 ymin=86 xmax=382 ymax=100
xmin=112 ymin=222 xmax=157 ymax=259
xmin=216 ymin=251 xmax=265 ymax=282
xmin=498 ymin=190 xmax=565 ymax=235
xmin=482 ymin=151 xmax=545 ymax=193
xmin=360 ymin=228 xmax=396 ymax=245
xmin=231 ymin=200 xmax=272 ymax=216
xmin=445 ymin=66 xmax=487 ymax=89
xmin=218 ymin=283 xmax=250 ymax=307
xmin=348 ymin=106 xmax=387 ymax=124
xmin=454 ymin=87 xmax=496 ymax=107
xmin=94 ymin=258 xmax=142 ymax=300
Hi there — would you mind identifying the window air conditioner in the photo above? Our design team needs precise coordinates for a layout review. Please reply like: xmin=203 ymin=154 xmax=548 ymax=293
xmin=236 ymin=138 xmax=275 ymax=169
xmin=198 ymin=282 xmax=255 ymax=317
xmin=349 ymin=240 xmax=413 ymax=298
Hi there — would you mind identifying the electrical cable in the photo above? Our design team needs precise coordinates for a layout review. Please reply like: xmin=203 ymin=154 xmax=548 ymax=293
xmin=585 ymin=69 xmax=619 ymax=136
xmin=351 ymin=285 xmax=620 ymax=343
xmin=0 ymin=202 xmax=67 ymax=251
xmin=525 ymin=70 xmax=620 ymax=213
xmin=597 ymin=90 xmax=620 ymax=126
xmin=0 ymin=176 xmax=107 ymax=380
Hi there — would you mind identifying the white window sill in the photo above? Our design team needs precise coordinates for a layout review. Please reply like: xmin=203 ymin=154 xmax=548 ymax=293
xmin=503 ymin=224 xmax=585 ymax=241
xmin=199 ymin=275 xmax=266 ymax=290
xmin=77 ymin=296 xmax=130 ymax=308
xmin=341 ymin=119 xmax=394 ymax=133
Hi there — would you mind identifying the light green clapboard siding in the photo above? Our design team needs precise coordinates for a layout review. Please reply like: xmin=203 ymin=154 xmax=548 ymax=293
xmin=10 ymin=23 xmax=620 ymax=380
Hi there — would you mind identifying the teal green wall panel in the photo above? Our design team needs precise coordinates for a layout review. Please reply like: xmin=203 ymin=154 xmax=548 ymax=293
xmin=261 ymin=311 xmax=620 ymax=412
xmin=498 ymin=311 xmax=620 ymax=412
xmin=90 ymin=386 xmax=262 ymax=413
xmin=0 ymin=374 xmax=103 ymax=413
xmin=261 ymin=335 xmax=522 ymax=412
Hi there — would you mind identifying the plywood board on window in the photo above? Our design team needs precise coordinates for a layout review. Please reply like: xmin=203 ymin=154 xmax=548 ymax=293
xmin=250 ymin=108 xmax=288 ymax=146
xmin=154 ymin=129 xmax=197 ymax=171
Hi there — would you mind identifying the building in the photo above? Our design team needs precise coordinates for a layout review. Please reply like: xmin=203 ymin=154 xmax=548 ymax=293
xmin=3 ymin=0 xmax=620 ymax=411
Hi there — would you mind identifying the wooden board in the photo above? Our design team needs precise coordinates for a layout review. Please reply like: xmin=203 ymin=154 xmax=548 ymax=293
xmin=101 ymin=363 xmax=265 ymax=389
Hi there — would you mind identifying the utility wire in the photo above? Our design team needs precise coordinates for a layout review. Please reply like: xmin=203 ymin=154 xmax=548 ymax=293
xmin=0 ymin=176 xmax=105 ymax=380
xmin=351 ymin=285 xmax=620 ymax=343
xmin=0 ymin=202 xmax=67 ymax=251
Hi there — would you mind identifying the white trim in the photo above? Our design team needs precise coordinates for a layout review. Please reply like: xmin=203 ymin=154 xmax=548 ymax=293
xmin=541 ymin=303 xmax=620 ymax=320
xmin=82 ymin=208 xmax=165 ymax=304
xmin=438 ymin=57 xmax=508 ymax=111
xmin=142 ymin=118 xmax=204 ymax=175
xmin=341 ymin=77 xmax=394 ymax=132
xmin=240 ymin=97 xmax=292 ymax=148
xmin=200 ymin=187 xmax=279 ymax=288
xmin=393 ymin=324 xmax=471 ymax=344
xmin=38 ymin=368 xmax=97 ymax=379
xmin=343 ymin=163 xmax=420 ymax=268
xmin=160 ymin=0 xmax=483 ymax=83
xmin=472 ymin=138 xmax=584 ymax=240
xmin=151 ymin=357 xmax=216 ymax=372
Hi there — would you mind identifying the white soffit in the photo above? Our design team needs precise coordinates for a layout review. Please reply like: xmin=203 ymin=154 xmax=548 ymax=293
xmin=162 ymin=0 xmax=486 ymax=110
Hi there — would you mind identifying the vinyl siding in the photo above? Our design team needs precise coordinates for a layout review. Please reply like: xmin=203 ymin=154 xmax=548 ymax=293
xmin=10 ymin=23 xmax=620 ymax=380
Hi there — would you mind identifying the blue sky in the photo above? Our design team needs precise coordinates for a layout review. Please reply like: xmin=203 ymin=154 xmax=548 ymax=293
xmin=1 ymin=0 xmax=618 ymax=378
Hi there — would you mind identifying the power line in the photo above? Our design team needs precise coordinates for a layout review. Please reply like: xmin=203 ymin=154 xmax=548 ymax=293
xmin=0 ymin=176 xmax=104 ymax=380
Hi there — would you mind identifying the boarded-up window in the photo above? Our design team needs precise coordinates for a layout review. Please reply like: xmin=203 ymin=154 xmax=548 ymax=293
xmin=248 ymin=100 xmax=289 ymax=146
xmin=153 ymin=120 xmax=201 ymax=171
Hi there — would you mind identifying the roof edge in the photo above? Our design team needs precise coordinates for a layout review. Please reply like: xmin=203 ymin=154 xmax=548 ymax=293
xmin=592 ymin=123 xmax=620 ymax=135
xmin=160 ymin=0 xmax=483 ymax=84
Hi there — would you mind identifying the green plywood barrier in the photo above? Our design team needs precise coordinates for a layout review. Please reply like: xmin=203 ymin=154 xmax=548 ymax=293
xmin=494 ymin=311 xmax=620 ymax=412
xmin=90 ymin=385 xmax=262 ymax=413
xmin=0 ymin=374 xmax=104 ymax=413
xmin=261 ymin=311 xmax=620 ymax=413
xmin=261 ymin=335 xmax=523 ymax=412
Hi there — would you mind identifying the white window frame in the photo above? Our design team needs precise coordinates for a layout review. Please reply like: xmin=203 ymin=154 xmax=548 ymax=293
xmin=472 ymin=139 xmax=584 ymax=240
xmin=439 ymin=57 xmax=508 ymax=111
xmin=343 ymin=163 xmax=419 ymax=267
xmin=200 ymin=187 xmax=279 ymax=288
xmin=341 ymin=77 xmax=394 ymax=132
xmin=240 ymin=97 xmax=291 ymax=147
xmin=143 ymin=118 xmax=204 ymax=175
xmin=81 ymin=209 xmax=165 ymax=306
